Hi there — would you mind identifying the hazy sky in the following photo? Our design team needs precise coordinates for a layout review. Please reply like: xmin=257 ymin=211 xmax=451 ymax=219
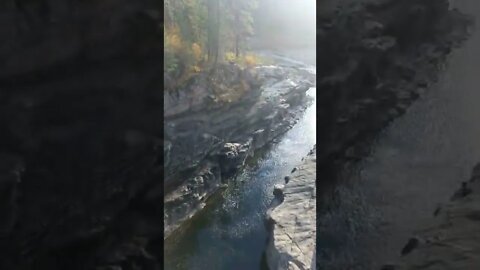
xmin=254 ymin=0 xmax=316 ymax=48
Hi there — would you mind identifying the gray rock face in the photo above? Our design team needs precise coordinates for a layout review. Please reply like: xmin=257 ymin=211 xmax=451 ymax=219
xmin=164 ymin=161 xmax=221 ymax=237
xmin=273 ymin=184 xmax=285 ymax=201
xmin=390 ymin=164 xmax=480 ymax=269
xmin=164 ymin=64 xmax=314 ymax=238
xmin=218 ymin=141 xmax=252 ymax=177
xmin=164 ymin=64 xmax=312 ymax=185
xmin=266 ymin=146 xmax=316 ymax=270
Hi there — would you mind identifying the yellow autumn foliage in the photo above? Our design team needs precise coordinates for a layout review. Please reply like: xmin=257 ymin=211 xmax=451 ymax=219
xmin=192 ymin=65 xmax=202 ymax=72
xmin=223 ymin=52 xmax=263 ymax=68
xmin=165 ymin=27 xmax=183 ymax=52
xmin=243 ymin=54 xmax=258 ymax=67
xmin=192 ymin=43 xmax=203 ymax=61
xmin=225 ymin=52 xmax=237 ymax=62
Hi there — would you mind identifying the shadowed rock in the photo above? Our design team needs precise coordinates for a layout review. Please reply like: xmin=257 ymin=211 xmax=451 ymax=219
xmin=380 ymin=264 xmax=396 ymax=270
xmin=392 ymin=164 xmax=480 ymax=269
xmin=451 ymin=181 xmax=473 ymax=201
xmin=401 ymin=237 xmax=420 ymax=256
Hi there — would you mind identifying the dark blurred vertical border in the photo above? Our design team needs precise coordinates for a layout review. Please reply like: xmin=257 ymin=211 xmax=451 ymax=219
xmin=159 ymin=0 xmax=166 ymax=267
xmin=152 ymin=0 xmax=165 ymax=267
xmin=0 ymin=0 xmax=165 ymax=269
xmin=315 ymin=2 xmax=321 ymax=270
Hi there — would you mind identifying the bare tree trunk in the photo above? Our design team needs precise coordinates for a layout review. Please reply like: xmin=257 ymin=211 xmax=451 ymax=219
xmin=207 ymin=0 xmax=214 ymax=64
xmin=234 ymin=11 xmax=240 ymax=58
xmin=213 ymin=0 xmax=220 ymax=65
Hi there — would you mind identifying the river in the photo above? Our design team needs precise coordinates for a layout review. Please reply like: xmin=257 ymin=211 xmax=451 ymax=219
xmin=316 ymin=1 xmax=480 ymax=269
xmin=164 ymin=58 xmax=316 ymax=270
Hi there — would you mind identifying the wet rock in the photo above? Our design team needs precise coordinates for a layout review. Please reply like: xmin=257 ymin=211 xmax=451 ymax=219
xmin=164 ymin=162 xmax=221 ymax=237
xmin=451 ymin=181 xmax=473 ymax=201
xmin=393 ymin=164 xmax=480 ymax=269
xmin=401 ymin=237 xmax=420 ymax=256
xmin=253 ymin=129 xmax=268 ymax=149
xmin=388 ymin=108 xmax=399 ymax=117
xmin=471 ymin=163 xmax=480 ymax=182
xmin=291 ymin=167 xmax=298 ymax=173
xmin=433 ymin=204 xmax=442 ymax=216
xmin=380 ymin=264 xmax=396 ymax=270
xmin=220 ymin=183 xmax=228 ymax=189
xmin=218 ymin=141 xmax=252 ymax=177
xmin=395 ymin=90 xmax=411 ymax=100
xmin=361 ymin=36 xmax=397 ymax=51
xmin=364 ymin=20 xmax=385 ymax=35
xmin=273 ymin=184 xmax=285 ymax=199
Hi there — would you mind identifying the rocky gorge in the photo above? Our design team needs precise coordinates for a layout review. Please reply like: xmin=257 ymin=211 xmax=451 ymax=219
xmin=0 ymin=0 xmax=475 ymax=269
xmin=164 ymin=61 xmax=315 ymax=238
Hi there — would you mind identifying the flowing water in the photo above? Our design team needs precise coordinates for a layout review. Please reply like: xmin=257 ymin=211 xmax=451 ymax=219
xmin=164 ymin=61 xmax=316 ymax=270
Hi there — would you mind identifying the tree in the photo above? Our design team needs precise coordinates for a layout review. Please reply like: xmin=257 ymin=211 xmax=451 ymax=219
xmin=225 ymin=0 xmax=258 ymax=58
xmin=164 ymin=0 xmax=260 ymax=79
xmin=206 ymin=0 xmax=220 ymax=66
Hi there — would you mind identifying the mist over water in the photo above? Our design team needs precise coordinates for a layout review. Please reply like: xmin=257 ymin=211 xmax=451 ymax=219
xmin=253 ymin=0 xmax=316 ymax=49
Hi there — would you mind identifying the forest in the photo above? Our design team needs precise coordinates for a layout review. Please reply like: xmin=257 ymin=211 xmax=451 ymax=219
xmin=164 ymin=0 xmax=260 ymax=80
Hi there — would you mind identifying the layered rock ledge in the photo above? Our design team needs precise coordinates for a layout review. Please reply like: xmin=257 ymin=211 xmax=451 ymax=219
xmin=164 ymin=63 xmax=315 ymax=238
xmin=266 ymin=146 xmax=316 ymax=270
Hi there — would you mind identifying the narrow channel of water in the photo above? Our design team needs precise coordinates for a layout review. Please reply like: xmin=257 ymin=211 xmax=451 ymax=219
xmin=164 ymin=83 xmax=316 ymax=270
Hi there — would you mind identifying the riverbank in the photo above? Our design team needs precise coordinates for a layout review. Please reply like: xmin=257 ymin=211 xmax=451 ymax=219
xmin=164 ymin=61 xmax=315 ymax=239
xmin=164 ymin=86 xmax=316 ymax=270
xmin=266 ymin=146 xmax=316 ymax=270
xmin=384 ymin=164 xmax=480 ymax=269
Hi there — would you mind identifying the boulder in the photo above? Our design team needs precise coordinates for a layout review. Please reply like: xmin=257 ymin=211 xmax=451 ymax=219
xmin=273 ymin=184 xmax=285 ymax=198
xmin=218 ymin=141 xmax=252 ymax=177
